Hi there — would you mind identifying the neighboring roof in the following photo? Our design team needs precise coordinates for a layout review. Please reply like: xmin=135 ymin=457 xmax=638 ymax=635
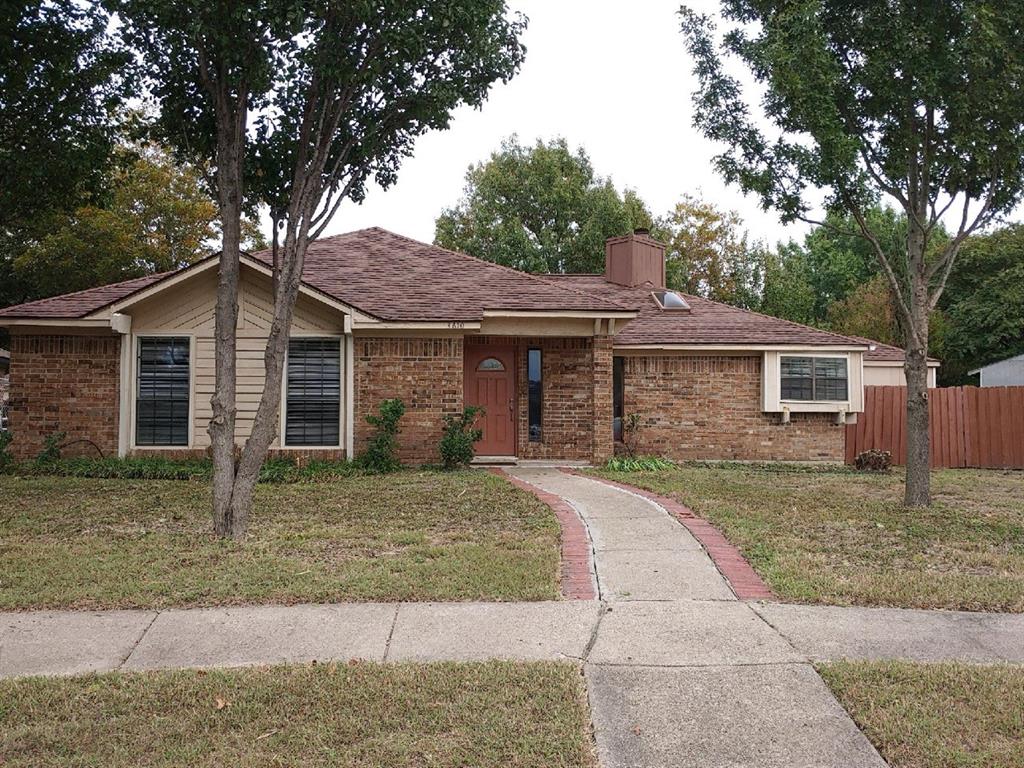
xmin=543 ymin=275 xmax=867 ymax=347
xmin=0 ymin=229 xmax=634 ymax=322
xmin=846 ymin=336 xmax=940 ymax=365
xmin=969 ymin=351 xmax=1024 ymax=375
xmin=0 ymin=273 xmax=171 ymax=319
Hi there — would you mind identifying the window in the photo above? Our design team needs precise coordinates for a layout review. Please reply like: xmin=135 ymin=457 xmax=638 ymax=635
xmin=136 ymin=337 xmax=190 ymax=446
xmin=477 ymin=357 xmax=505 ymax=371
xmin=527 ymin=348 xmax=542 ymax=441
xmin=613 ymin=356 xmax=625 ymax=441
xmin=285 ymin=338 xmax=341 ymax=446
xmin=781 ymin=356 xmax=848 ymax=401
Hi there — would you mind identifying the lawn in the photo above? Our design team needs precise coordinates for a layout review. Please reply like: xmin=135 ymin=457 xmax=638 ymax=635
xmin=592 ymin=464 xmax=1024 ymax=612
xmin=0 ymin=661 xmax=595 ymax=767
xmin=0 ymin=470 xmax=560 ymax=610
xmin=819 ymin=661 xmax=1024 ymax=768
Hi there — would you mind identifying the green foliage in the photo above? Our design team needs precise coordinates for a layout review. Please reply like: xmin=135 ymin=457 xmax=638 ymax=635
xmin=36 ymin=431 xmax=66 ymax=464
xmin=357 ymin=399 xmax=406 ymax=473
xmin=435 ymin=136 xmax=654 ymax=274
xmin=937 ymin=224 xmax=1024 ymax=383
xmin=13 ymin=455 xmax=357 ymax=483
xmin=0 ymin=431 xmax=13 ymax=473
xmin=0 ymin=0 xmax=133 ymax=309
xmin=604 ymin=456 xmax=675 ymax=472
xmin=655 ymin=194 xmax=762 ymax=307
xmin=439 ymin=406 xmax=484 ymax=470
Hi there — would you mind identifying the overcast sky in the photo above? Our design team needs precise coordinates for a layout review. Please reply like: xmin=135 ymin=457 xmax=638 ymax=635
xmin=322 ymin=0 xmax=811 ymax=249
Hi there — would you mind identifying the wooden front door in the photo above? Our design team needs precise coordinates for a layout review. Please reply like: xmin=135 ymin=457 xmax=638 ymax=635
xmin=464 ymin=346 xmax=516 ymax=456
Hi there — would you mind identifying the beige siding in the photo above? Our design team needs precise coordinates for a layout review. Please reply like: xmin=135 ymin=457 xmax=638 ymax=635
xmin=863 ymin=364 xmax=938 ymax=388
xmin=127 ymin=265 xmax=347 ymax=449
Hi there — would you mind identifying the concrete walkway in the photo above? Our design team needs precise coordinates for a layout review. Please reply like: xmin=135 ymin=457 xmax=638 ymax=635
xmin=3 ymin=468 xmax=1023 ymax=767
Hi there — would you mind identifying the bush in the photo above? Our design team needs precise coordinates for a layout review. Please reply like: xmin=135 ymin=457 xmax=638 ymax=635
xmin=604 ymin=455 xmax=676 ymax=472
xmin=36 ymin=431 xmax=67 ymax=464
xmin=14 ymin=454 xmax=361 ymax=483
xmin=0 ymin=431 xmax=13 ymax=473
xmin=439 ymin=406 xmax=484 ymax=470
xmin=356 ymin=398 xmax=406 ymax=473
xmin=854 ymin=449 xmax=893 ymax=472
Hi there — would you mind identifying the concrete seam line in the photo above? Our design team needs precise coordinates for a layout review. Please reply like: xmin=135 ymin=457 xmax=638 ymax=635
xmin=118 ymin=610 xmax=160 ymax=670
xmin=581 ymin=602 xmax=609 ymax=663
xmin=382 ymin=604 xmax=400 ymax=662
xmin=747 ymin=602 xmax=809 ymax=660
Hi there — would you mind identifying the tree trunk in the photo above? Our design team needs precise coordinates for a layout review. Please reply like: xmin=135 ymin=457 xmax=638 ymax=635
xmin=209 ymin=98 xmax=247 ymax=539
xmin=903 ymin=211 xmax=931 ymax=508
xmin=220 ymin=224 xmax=312 ymax=536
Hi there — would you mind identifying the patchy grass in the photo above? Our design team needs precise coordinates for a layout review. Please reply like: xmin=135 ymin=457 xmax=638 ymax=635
xmin=0 ymin=661 xmax=595 ymax=768
xmin=819 ymin=661 xmax=1024 ymax=768
xmin=0 ymin=470 xmax=560 ymax=610
xmin=592 ymin=463 xmax=1024 ymax=611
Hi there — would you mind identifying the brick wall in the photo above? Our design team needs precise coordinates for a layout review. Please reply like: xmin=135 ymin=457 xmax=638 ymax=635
xmin=621 ymin=354 xmax=844 ymax=462
xmin=8 ymin=334 xmax=121 ymax=460
xmin=353 ymin=336 xmax=463 ymax=464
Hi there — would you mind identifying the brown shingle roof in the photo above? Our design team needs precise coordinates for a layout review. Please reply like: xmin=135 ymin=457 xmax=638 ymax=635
xmin=0 ymin=229 xmax=635 ymax=322
xmin=848 ymin=336 xmax=939 ymax=364
xmin=543 ymin=275 xmax=868 ymax=347
xmin=247 ymin=228 xmax=635 ymax=321
xmin=0 ymin=272 xmax=171 ymax=318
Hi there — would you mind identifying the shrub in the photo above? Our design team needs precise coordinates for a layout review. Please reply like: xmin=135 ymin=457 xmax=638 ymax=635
xmin=439 ymin=406 xmax=484 ymax=470
xmin=604 ymin=455 xmax=675 ymax=472
xmin=356 ymin=398 xmax=406 ymax=473
xmin=0 ymin=431 xmax=13 ymax=473
xmin=854 ymin=449 xmax=893 ymax=472
xmin=36 ymin=431 xmax=67 ymax=464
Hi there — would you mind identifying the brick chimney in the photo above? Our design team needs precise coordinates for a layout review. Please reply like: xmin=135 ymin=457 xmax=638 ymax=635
xmin=604 ymin=228 xmax=666 ymax=288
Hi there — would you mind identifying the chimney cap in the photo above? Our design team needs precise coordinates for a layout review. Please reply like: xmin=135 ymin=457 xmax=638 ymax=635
xmin=633 ymin=227 xmax=650 ymax=236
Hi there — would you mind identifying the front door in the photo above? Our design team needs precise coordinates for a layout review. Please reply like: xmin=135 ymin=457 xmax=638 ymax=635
xmin=464 ymin=346 xmax=516 ymax=456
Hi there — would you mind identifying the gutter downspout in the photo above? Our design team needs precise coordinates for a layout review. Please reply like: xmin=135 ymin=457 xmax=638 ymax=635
xmin=111 ymin=313 xmax=132 ymax=458
xmin=344 ymin=314 xmax=355 ymax=460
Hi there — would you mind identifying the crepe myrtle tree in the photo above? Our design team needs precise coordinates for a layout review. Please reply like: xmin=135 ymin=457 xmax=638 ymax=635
xmin=680 ymin=1 xmax=1024 ymax=507
xmin=115 ymin=0 xmax=526 ymax=538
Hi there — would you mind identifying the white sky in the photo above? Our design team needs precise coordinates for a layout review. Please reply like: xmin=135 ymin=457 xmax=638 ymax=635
xmin=320 ymin=0 xmax=811 ymax=249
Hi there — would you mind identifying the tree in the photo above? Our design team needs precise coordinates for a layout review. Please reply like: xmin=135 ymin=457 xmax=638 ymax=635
xmin=0 ymin=0 xmax=132 ymax=313
xmin=9 ymin=144 xmax=259 ymax=299
xmin=938 ymin=224 xmax=1024 ymax=383
xmin=656 ymin=193 xmax=761 ymax=307
xmin=435 ymin=136 xmax=654 ymax=273
xmin=825 ymin=274 xmax=901 ymax=347
xmin=681 ymin=1 xmax=1024 ymax=506
xmin=117 ymin=0 xmax=526 ymax=538
xmin=758 ymin=241 xmax=817 ymax=325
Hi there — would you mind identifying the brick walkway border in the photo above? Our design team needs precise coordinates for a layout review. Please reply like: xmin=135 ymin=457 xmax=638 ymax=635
xmin=564 ymin=469 xmax=774 ymax=601
xmin=491 ymin=468 xmax=597 ymax=600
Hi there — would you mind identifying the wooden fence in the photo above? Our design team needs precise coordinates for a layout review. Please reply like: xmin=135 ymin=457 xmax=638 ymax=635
xmin=845 ymin=385 xmax=1024 ymax=469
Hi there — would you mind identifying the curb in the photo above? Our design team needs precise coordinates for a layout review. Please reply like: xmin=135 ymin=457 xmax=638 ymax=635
xmin=489 ymin=468 xmax=598 ymax=600
xmin=562 ymin=469 xmax=774 ymax=601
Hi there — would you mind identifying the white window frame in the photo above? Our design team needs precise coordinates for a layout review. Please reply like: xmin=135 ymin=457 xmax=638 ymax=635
xmin=762 ymin=350 xmax=863 ymax=414
xmin=279 ymin=333 xmax=345 ymax=450
xmin=130 ymin=332 xmax=196 ymax=449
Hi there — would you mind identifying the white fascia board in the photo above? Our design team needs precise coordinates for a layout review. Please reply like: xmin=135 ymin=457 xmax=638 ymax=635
xmin=0 ymin=317 xmax=112 ymax=328
xmin=352 ymin=320 xmax=482 ymax=331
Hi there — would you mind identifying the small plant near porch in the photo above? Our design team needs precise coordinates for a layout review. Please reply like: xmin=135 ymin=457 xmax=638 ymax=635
xmin=440 ymin=406 xmax=484 ymax=470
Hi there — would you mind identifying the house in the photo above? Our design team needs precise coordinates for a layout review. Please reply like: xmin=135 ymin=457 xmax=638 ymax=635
xmin=0 ymin=227 xmax=882 ymax=464
xmin=852 ymin=337 xmax=940 ymax=388
xmin=970 ymin=353 xmax=1024 ymax=387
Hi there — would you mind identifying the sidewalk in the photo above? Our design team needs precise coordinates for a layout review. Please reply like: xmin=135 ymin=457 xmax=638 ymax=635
xmin=3 ymin=469 xmax=1023 ymax=767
